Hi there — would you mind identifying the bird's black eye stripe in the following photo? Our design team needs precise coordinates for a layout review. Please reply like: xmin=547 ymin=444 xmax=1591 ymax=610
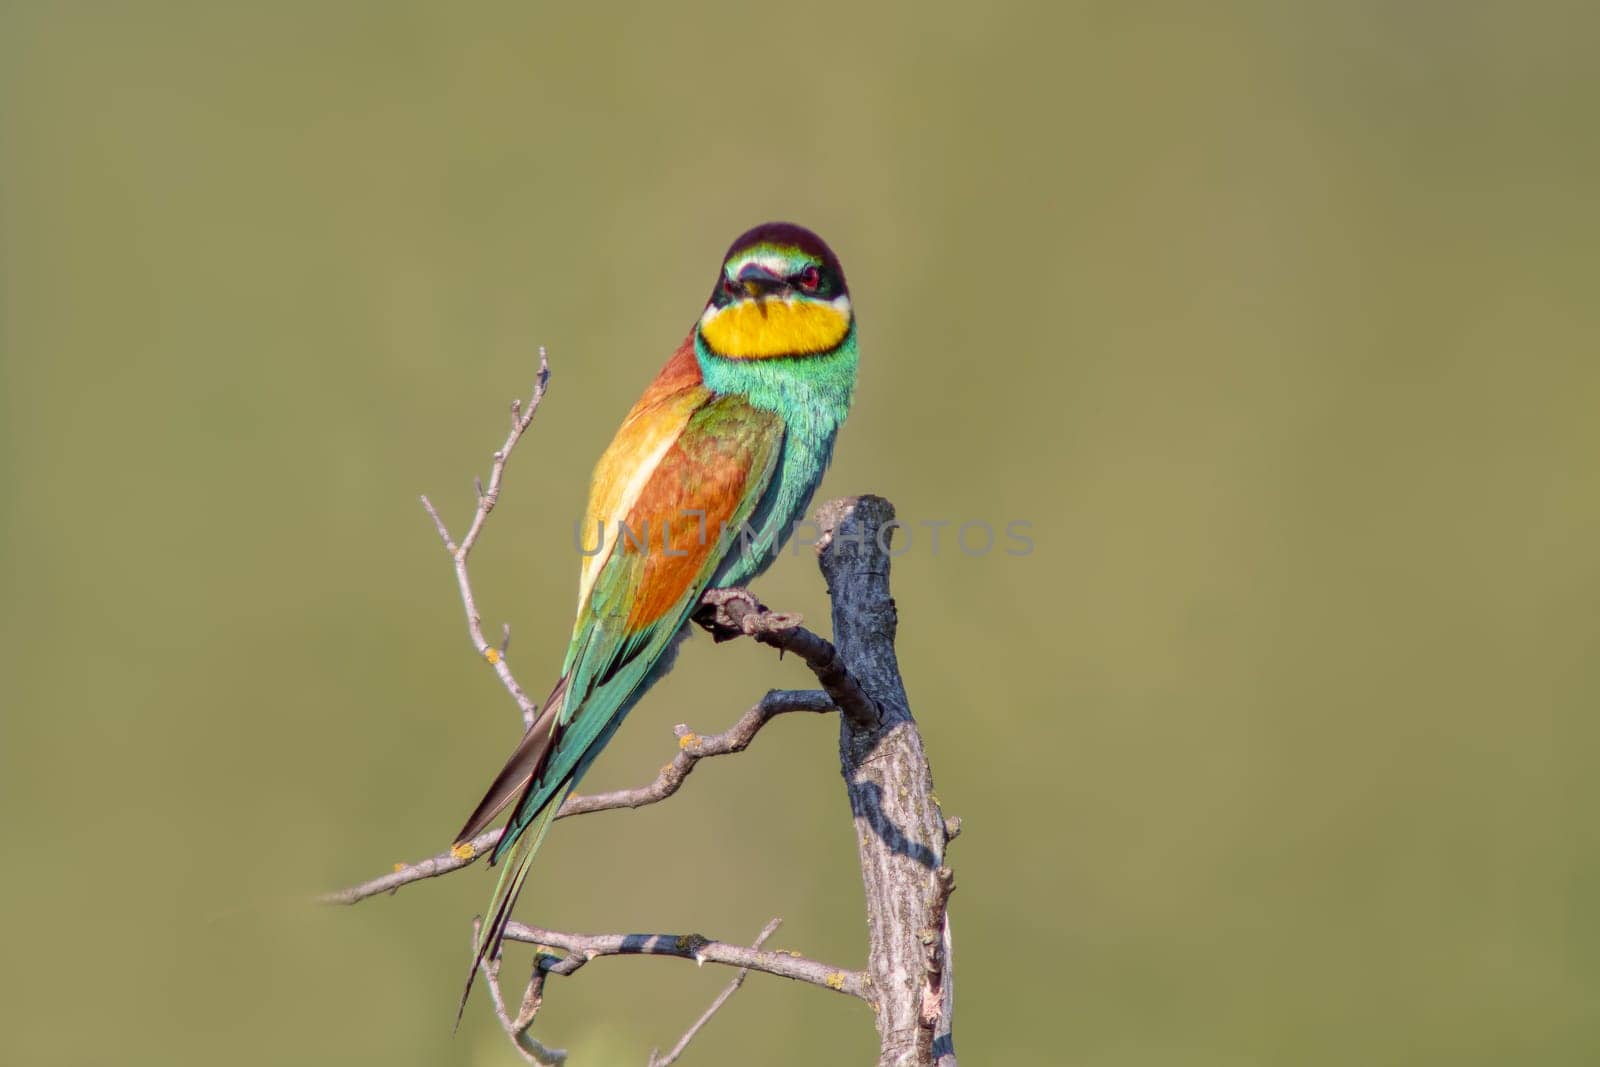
xmin=712 ymin=260 xmax=839 ymax=306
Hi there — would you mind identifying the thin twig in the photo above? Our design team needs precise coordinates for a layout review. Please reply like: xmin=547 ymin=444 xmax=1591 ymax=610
xmin=318 ymin=689 xmax=834 ymax=905
xmin=501 ymin=921 xmax=868 ymax=1000
xmin=420 ymin=346 xmax=550 ymax=727
xmin=647 ymin=917 xmax=783 ymax=1067
xmin=696 ymin=587 xmax=880 ymax=731
xmin=476 ymin=918 xmax=568 ymax=1065
xmin=318 ymin=826 xmax=503 ymax=905
xmin=560 ymin=688 xmax=834 ymax=816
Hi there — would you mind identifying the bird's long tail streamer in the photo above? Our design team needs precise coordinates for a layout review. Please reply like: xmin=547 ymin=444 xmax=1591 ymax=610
xmin=454 ymin=780 xmax=573 ymax=1029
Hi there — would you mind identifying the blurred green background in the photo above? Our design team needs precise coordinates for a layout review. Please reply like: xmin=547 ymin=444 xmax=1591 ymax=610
xmin=3 ymin=2 xmax=1597 ymax=1064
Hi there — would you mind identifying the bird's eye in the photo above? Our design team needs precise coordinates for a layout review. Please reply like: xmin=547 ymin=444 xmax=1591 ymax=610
xmin=722 ymin=277 xmax=738 ymax=297
xmin=797 ymin=266 xmax=822 ymax=292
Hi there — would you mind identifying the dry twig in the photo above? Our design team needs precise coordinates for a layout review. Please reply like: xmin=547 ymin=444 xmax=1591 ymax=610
xmin=560 ymin=688 xmax=834 ymax=816
xmin=477 ymin=917 xmax=568 ymax=1065
xmin=419 ymin=346 xmax=550 ymax=727
xmin=647 ymin=918 xmax=784 ymax=1067
xmin=501 ymin=921 xmax=867 ymax=999
xmin=318 ymin=688 xmax=834 ymax=906
xmin=695 ymin=587 xmax=880 ymax=731
xmin=473 ymin=917 xmax=866 ymax=1063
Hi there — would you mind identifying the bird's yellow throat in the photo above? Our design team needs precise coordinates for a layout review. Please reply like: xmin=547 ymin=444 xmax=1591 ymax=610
xmin=698 ymin=296 xmax=852 ymax=359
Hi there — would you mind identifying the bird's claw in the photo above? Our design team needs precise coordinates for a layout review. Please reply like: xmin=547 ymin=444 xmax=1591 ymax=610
xmin=694 ymin=587 xmax=803 ymax=643
xmin=693 ymin=587 xmax=766 ymax=642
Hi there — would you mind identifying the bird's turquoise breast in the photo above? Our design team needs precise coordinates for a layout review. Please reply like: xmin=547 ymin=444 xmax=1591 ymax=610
xmin=696 ymin=330 xmax=858 ymax=586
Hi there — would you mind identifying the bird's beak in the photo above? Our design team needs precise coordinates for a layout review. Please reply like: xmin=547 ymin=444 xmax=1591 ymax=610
xmin=736 ymin=267 xmax=787 ymax=300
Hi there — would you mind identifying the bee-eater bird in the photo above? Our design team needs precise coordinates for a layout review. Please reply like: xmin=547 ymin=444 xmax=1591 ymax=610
xmin=454 ymin=221 xmax=857 ymax=1011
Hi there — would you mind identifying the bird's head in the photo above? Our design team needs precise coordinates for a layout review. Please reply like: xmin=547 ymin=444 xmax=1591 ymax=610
xmin=697 ymin=222 xmax=852 ymax=360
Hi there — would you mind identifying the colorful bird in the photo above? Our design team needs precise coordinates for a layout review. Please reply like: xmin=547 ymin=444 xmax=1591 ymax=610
xmin=454 ymin=221 xmax=858 ymax=1012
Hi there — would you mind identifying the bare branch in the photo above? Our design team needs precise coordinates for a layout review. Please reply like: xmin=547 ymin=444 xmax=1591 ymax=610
xmin=318 ymin=689 xmax=833 ymax=906
xmin=816 ymin=496 xmax=959 ymax=1067
xmin=318 ymin=826 xmax=502 ymax=905
xmin=696 ymin=587 xmax=880 ymax=731
xmin=559 ymin=687 xmax=833 ymax=816
xmin=476 ymin=918 xmax=568 ymax=1065
xmin=421 ymin=346 xmax=551 ymax=728
xmin=647 ymin=917 xmax=783 ymax=1067
xmin=501 ymin=921 xmax=868 ymax=1001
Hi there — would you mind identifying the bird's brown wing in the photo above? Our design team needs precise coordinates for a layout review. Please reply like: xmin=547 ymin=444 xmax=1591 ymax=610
xmin=453 ymin=675 xmax=569 ymax=846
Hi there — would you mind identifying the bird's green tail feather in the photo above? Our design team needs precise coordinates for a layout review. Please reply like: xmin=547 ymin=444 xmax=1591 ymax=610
xmin=454 ymin=780 xmax=573 ymax=1028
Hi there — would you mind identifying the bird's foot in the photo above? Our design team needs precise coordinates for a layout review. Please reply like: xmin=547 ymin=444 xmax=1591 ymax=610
xmin=694 ymin=587 xmax=803 ymax=643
